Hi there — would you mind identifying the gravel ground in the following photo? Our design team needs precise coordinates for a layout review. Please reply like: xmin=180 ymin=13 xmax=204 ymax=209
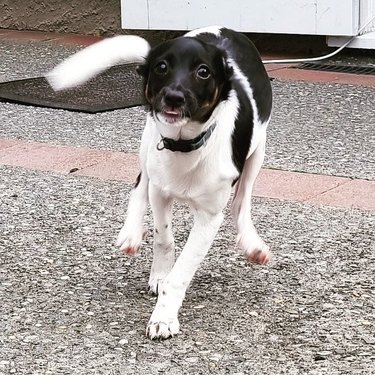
xmin=1 ymin=166 xmax=374 ymax=375
xmin=1 ymin=40 xmax=375 ymax=180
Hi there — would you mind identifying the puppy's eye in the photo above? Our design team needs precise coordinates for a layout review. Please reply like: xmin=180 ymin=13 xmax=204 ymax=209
xmin=154 ymin=61 xmax=168 ymax=75
xmin=196 ymin=65 xmax=211 ymax=80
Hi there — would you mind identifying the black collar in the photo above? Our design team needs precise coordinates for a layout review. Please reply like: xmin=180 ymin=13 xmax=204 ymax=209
xmin=156 ymin=123 xmax=216 ymax=153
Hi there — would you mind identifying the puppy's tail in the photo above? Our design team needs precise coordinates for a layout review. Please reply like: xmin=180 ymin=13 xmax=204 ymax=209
xmin=46 ymin=35 xmax=150 ymax=91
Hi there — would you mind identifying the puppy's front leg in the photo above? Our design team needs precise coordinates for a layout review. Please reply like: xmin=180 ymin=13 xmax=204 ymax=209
xmin=148 ymin=185 xmax=175 ymax=295
xmin=116 ymin=172 xmax=149 ymax=255
xmin=146 ymin=205 xmax=224 ymax=340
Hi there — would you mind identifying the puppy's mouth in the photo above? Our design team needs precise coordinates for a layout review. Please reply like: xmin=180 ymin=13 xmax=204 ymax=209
xmin=156 ymin=106 xmax=187 ymax=124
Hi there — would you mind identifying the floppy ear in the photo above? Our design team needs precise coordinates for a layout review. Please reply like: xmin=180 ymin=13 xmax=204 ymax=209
xmin=222 ymin=56 xmax=234 ymax=80
xmin=136 ymin=63 xmax=149 ymax=77
xmin=210 ymin=44 xmax=233 ymax=82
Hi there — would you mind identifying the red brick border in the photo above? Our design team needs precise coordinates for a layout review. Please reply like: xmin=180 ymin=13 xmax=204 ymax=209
xmin=1 ymin=138 xmax=373 ymax=211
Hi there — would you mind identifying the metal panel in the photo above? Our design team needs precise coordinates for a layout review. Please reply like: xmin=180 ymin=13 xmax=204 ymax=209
xmin=328 ymin=31 xmax=375 ymax=48
xmin=359 ymin=0 xmax=375 ymax=34
xmin=316 ymin=0 xmax=359 ymax=35
xmin=121 ymin=0 xmax=364 ymax=36
xmin=121 ymin=0 xmax=149 ymax=29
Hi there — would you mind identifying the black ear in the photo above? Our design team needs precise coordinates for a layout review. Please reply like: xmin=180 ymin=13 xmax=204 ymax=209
xmin=211 ymin=44 xmax=233 ymax=81
xmin=222 ymin=56 xmax=233 ymax=80
xmin=136 ymin=63 xmax=149 ymax=77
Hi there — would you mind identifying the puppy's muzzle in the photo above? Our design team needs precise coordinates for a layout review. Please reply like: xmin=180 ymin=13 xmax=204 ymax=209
xmin=164 ymin=88 xmax=186 ymax=108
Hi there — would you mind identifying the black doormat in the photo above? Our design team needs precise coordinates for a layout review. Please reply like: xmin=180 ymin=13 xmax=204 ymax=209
xmin=297 ymin=62 xmax=375 ymax=76
xmin=0 ymin=63 xmax=146 ymax=113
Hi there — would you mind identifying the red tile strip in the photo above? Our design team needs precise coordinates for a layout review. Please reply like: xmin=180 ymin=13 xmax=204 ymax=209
xmin=308 ymin=179 xmax=375 ymax=211
xmin=0 ymin=139 xmax=138 ymax=183
xmin=0 ymin=29 xmax=104 ymax=45
xmin=0 ymin=138 xmax=373 ymax=212
xmin=266 ymin=66 xmax=375 ymax=87
xmin=254 ymin=169 xmax=350 ymax=202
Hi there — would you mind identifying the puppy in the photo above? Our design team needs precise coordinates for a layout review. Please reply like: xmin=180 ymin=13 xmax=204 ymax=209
xmin=47 ymin=26 xmax=272 ymax=340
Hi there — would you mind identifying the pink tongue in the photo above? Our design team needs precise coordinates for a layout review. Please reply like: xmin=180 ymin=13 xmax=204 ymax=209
xmin=164 ymin=108 xmax=179 ymax=116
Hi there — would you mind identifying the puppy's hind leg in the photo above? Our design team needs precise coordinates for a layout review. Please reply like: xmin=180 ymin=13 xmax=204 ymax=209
xmin=116 ymin=171 xmax=149 ymax=256
xmin=148 ymin=184 xmax=175 ymax=295
xmin=232 ymin=135 xmax=271 ymax=265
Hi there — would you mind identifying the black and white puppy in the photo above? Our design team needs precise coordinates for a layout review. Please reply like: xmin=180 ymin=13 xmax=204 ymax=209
xmin=47 ymin=26 xmax=273 ymax=340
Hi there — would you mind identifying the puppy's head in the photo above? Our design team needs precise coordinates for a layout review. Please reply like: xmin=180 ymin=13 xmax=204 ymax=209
xmin=138 ymin=37 xmax=232 ymax=126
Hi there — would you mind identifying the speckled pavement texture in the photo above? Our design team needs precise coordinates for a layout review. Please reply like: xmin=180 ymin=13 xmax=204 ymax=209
xmin=1 ymin=166 xmax=374 ymax=374
xmin=0 ymin=37 xmax=374 ymax=374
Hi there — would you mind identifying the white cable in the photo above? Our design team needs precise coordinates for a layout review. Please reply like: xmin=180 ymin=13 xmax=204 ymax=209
xmin=262 ymin=14 xmax=375 ymax=64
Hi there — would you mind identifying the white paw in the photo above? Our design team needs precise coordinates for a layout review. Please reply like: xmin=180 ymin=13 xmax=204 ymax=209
xmin=146 ymin=315 xmax=180 ymax=340
xmin=148 ymin=274 xmax=165 ymax=295
xmin=237 ymin=231 xmax=271 ymax=265
xmin=148 ymin=263 xmax=174 ymax=295
xmin=116 ymin=224 xmax=145 ymax=256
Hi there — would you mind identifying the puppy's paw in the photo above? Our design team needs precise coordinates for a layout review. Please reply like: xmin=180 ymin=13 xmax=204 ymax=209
xmin=237 ymin=232 xmax=271 ymax=265
xmin=246 ymin=244 xmax=271 ymax=265
xmin=116 ymin=225 xmax=145 ymax=256
xmin=148 ymin=267 xmax=173 ymax=295
xmin=146 ymin=316 xmax=180 ymax=340
xmin=148 ymin=276 xmax=163 ymax=296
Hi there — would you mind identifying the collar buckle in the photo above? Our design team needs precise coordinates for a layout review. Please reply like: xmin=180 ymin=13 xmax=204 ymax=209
xmin=156 ymin=123 xmax=216 ymax=153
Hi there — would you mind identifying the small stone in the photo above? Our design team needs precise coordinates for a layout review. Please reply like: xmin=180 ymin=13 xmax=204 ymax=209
xmin=362 ymin=336 xmax=375 ymax=344
xmin=119 ymin=339 xmax=128 ymax=345
xmin=185 ymin=357 xmax=199 ymax=363
xmin=209 ymin=353 xmax=223 ymax=362
xmin=314 ymin=354 xmax=327 ymax=361
xmin=193 ymin=305 xmax=205 ymax=309
xmin=60 ymin=276 xmax=70 ymax=280
xmin=23 ymin=335 xmax=39 ymax=344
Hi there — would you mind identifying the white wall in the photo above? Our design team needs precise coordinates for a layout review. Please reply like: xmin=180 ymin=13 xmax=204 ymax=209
xmin=121 ymin=0 xmax=374 ymax=36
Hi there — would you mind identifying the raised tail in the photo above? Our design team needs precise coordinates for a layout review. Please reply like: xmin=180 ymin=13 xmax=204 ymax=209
xmin=46 ymin=35 xmax=150 ymax=91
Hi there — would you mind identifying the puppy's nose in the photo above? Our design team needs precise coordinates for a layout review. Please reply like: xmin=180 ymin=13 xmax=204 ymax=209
xmin=164 ymin=89 xmax=185 ymax=107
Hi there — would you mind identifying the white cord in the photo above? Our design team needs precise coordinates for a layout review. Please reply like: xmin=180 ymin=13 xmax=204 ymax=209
xmin=262 ymin=14 xmax=375 ymax=64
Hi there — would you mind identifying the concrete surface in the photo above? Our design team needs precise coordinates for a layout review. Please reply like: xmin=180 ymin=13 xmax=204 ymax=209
xmin=1 ymin=166 xmax=374 ymax=375
xmin=0 ymin=33 xmax=374 ymax=375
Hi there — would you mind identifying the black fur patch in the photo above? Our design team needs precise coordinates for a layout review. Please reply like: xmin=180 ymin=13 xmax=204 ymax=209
xmin=231 ymin=80 xmax=254 ymax=172
xmin=195 ymin=28 xmax=272 ymax=172
xmin=134 ymin=172 xmax=142 ymax=188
